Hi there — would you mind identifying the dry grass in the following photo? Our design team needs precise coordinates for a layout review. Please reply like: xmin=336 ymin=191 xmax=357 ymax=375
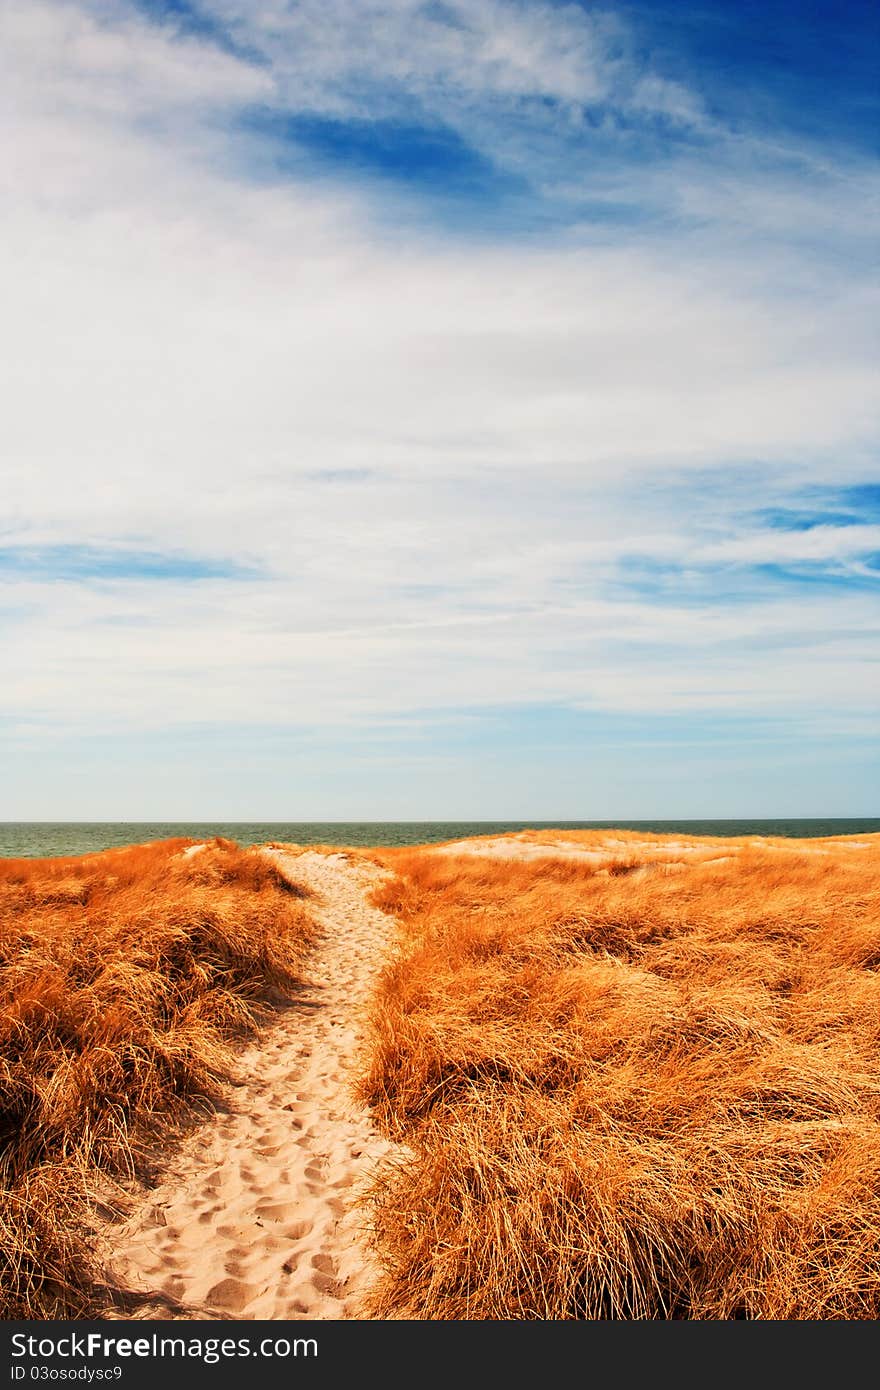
xmin=0 ymin=837 xmax=314 ymax=1318
xmin=360 ymin=832 xmax=880 ymax=1319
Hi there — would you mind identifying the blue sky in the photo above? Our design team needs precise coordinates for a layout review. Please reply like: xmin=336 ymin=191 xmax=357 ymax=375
xmin=1 ymin=0 xmax=877 ymax=818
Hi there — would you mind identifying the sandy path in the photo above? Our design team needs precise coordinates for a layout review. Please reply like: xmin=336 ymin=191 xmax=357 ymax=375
xmin=101 ymin=849 xmax=400 ymax=1319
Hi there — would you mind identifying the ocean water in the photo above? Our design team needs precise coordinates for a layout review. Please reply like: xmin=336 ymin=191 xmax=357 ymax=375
xmin=1 ymin=819 xmax=879 ymax=859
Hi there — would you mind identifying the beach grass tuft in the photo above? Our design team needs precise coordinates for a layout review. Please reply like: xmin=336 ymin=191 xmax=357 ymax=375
xmin=359 ymin=832 xmax=880 ymax=1319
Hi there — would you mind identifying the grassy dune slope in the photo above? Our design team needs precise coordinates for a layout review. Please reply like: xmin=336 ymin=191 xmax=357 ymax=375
xmin=0 ymin=838 xmax=314 ymax=1318
xmin=360 ymin=832 xmax=880 ymax=1319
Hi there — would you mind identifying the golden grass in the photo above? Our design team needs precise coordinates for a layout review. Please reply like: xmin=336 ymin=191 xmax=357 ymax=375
xmin=0 ymin=837 xmax=314 ymax=1318
xmin=360 ymin=832 xmax=880 ymax=1319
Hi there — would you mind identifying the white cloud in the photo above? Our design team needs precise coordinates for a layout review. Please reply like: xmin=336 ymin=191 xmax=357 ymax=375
xmin=1 ymin=0 xmax=878 ymax=770
xmin=695 ymin=525 xmax=880 ymax=567
xmin=1 ymin=2 xmax=272 ymax=121
xmin=203 ymin=0 xmax=620 ymax=109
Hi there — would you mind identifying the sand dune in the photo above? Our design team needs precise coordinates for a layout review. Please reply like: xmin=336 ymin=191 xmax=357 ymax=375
xmin=432 ymin=830 xmax=869 ymax=864
xmin=100 ymin=849 xmax=403 ymax=1319
xmin=90 ymin=828 xmax=880 ymax=1321
xmin=360 ymin=830 xmax=880 ymax=1319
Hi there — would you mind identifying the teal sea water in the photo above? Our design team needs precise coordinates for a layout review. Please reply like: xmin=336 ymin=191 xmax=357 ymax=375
xmin=2 ymin=820 xmax=879 ymax=859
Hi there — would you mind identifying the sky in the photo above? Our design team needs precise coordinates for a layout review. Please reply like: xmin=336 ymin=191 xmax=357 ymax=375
xmin=2 ymin=0 xmax=878 ymax=820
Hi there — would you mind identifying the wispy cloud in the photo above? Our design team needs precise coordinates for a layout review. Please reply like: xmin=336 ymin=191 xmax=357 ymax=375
xmin=1 ymin=0 xmax=878 ymax=815
xmin=0 ymin=544 xmax=260 ymax=583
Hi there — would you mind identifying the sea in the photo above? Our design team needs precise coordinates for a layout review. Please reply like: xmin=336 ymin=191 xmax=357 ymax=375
xmin=1 ymin=820 xmax=879 ymax=859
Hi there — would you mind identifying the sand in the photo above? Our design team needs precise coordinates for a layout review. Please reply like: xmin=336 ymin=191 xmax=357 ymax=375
xmin=99 ymin=849 xmax=403 ymax=1319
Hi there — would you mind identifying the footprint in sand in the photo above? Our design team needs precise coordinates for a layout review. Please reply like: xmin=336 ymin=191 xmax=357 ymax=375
xmin=206 ymin=1278 xmax=258 ymax=1314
